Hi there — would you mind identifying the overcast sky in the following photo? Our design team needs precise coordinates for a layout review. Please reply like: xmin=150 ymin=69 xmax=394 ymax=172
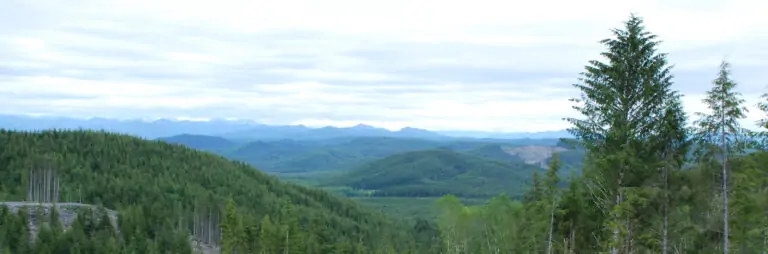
xmin=1 ymin=0 xmax=767 ymax=132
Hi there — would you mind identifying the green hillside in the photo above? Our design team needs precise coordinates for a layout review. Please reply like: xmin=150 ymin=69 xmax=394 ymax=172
xmin=466 ymin=144 xmax=528 ymax=164
xmin=549 ymin=148 xmax=585 ymax=170
xmin=323 ymin=149 xmax=542 ymax=198
xmin=160 ymin=134 xmax=580 ymax=174
xmin=0 ymin=129 xmax=420 ymax=253
xmin=216 ymin=137 xmax=446 ymax=173
xmin=157 ymin=133 xmax=236 ymax=152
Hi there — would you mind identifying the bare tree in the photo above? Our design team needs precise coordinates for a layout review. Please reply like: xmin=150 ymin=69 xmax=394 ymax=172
xmin=192 ymin=200 xmax=222 ymax=246
xmin=26 ymin=164 xmax=60 ymax=204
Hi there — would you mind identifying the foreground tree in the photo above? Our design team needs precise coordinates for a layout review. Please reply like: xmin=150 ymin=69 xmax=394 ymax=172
xmin=692 ymin=60 xmax=750 ymax=253
xmin=222 ymin=198 xmax=244 ymax=254
xmin=752 ymin=91 xmax=768 ymax=150
xmin=564 ymin=14 xmax=680 ymax=253
xmin=545 ymin=153 xmax=561 ymax=254
xmin=649 ymin=92 xmax=691 ymax=254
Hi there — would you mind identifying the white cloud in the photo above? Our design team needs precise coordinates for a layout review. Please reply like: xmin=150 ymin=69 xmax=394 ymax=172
xmin=1 ymin=0 xmax=767 ymax=132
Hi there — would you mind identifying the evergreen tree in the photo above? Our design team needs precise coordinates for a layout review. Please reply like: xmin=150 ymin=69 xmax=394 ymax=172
xmin=259 ymin=214 xmax=279 ymax=254
xmin=692 ymin=60 xmax=750 ymax=253
xmin=15 ymin=209 xmax=31 ymax=254
xmin=752 ymin=91 xmax=768 ymax=150
xmin=222 ymin=198 xmax=243 ymax=254
xmin=0 ymin=206 xmax=8 ymax=251
xmin=545 ymin=153 xmax=562 ymax=254
xmin=34 ymin=225 xmax=55 ymax=254
xmin=277 ymin=198 xmax=302 ymax=254
xmin=564 ymin=14 xmax=678 ymax=253
xmin=648 ymin=91 xmax=690 ymax=254
xmin=756 ymin=91 xmax=768 ymax=131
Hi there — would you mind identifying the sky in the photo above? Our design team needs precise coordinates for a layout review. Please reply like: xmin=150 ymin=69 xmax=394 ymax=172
xmin=1 ymin=0 xmax=767 ymax=132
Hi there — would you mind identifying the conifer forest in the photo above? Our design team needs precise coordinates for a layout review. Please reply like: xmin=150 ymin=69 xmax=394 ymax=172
xmin=1 ymin=14 xmax=768 ymax=253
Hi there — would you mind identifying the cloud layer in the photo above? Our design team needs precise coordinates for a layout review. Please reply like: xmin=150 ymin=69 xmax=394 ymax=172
xmin=1 ymin=0 xmax=767 ymax=132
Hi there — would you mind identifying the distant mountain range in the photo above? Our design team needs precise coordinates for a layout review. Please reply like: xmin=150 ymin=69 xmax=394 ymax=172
xmin=0 ymin=114 xmax=572 ymax=140
xmin=156 ymin=134 xmax=582 ymax=174
xmin=435 ymin=130 xmax=572 ymax=139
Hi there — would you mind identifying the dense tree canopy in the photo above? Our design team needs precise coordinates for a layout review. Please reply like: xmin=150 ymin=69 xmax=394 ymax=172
xmin=431 ymin=14 xmax=768 ymax=254
xmin=0 ymin=129 xmax=418 ymax=253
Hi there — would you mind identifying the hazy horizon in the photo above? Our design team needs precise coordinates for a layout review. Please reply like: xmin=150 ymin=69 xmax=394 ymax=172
xmin=2 ymin=0 xmax=767 ymax=132
xmin=0 ymin=113 xmax=573 ymax=134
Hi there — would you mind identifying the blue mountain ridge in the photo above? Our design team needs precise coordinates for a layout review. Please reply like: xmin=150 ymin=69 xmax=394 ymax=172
xmin=0 ymin=114 xmax=573 ymax=140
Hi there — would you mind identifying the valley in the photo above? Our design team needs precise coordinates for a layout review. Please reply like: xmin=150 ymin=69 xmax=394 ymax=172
xmin=158 ymin=134 xmax=579 ymax=174
xmin=2 ymin=13 xmax=767 ymax=254
xmin=158 ymin=133 xmax=584 ymax=219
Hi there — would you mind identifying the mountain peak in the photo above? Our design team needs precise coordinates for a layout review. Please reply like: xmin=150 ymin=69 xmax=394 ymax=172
xmin=352 ymin=124 xmax=376 ymax=129
xmin=398 ymin=127 xmax=425 ymax=132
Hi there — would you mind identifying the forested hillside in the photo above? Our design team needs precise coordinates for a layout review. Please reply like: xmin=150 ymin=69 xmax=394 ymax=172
xmin=467 ymin=143 xmax=584 ymax=170
xmin=160 ymin=134 xmax=577 ymax=174
xmin=0 ymin=129 xmax=421 ymax=253
xmin=158 ymin=134 xmax=236 ymax=152
xmin=323 ymin=149 xmax=542 ymax=198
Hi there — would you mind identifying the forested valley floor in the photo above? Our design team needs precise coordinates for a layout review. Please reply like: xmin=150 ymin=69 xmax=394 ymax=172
xmin=2 ymin=14 xmax=768 ymax=254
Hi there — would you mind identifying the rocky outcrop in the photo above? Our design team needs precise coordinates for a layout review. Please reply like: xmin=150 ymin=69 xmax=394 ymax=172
xmin=1 ymin=202 xmax=119 ymax=242
xmin=0 ymin=202 xmax=220 ymax=254
xmin=501 ymin=145 xmax=567 ymax=168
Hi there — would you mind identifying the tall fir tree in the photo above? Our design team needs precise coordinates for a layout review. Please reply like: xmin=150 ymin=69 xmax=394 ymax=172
xmin=648 ymin=91 xmax=690 ymax=253
xmin=692 ymin=60 xmax=749 ymax=253
xmin=564 ymin=14 xmax=679 ymax=254
xmin=545 ymin=153 xmax=561 ymax=254
xmin=752 ymin=90 xmax=768 ymax=150
xmin=221 ymin=198 xmax=244 ymax=254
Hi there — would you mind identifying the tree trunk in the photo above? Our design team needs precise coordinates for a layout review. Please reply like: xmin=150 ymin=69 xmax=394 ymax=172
xmin=611 ymin=171 xmax=624 ymax=254
xmin=547 ymin=197 xmax=556 ymax=254
xmin=207 ymin=211 xmax=213 ymax=245
xmin=569 ymin=222 xmax=575 ymax=254
xmin=721 ymin=102 xmax=729 ymax=254
xmin=45 ymin=168 xmax=49 ymax=203
xmin=663 ymin=203 xmax=668 ymax=254
xmin=37 ymin=168 xmax=42 ymax=203
xmin=285 ymin=228 xmax=290 ymax=254
xmin=27 ymin=168 xmax=33 ymax=202
xmin=762 ymin=229 xmax=766 ymax=254
xmin=662 ymin=161 xmax=669 ymax=254
xmin=627 ymin=218 xmax=634 ymax=254
xmin=612 ymin=191 xmax=621 ymax=254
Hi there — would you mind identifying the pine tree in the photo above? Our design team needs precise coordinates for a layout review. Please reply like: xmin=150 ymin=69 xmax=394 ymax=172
xmin=35 ymin=225 xmax=55 ymax=254
xmin=648 ymin=91 xmax=690 ymax=254
xmin=222 ymin=198 xmax=243 ymax=254
xmin=0 ymin=206 xmax=8 ymax=251
xmin=755 ymin=88 xmax=768 ymax=254
xmin=259 ymin=215 xmax=278 ymax=254
xmin=692 ymin=60 xmax=750 ymax=253
xmin=546 ymin=152 xmax=562 ymax=254
xmin=277 ymin=199 xmax=302 ymax=254
xmin=564 ymin=13 xmax=678 ymax=254
xmin=756 ymin=92 xmax=768 ymax=130
xmin=15 ymin=209 xmax=31 ymax=254
xmin=752 ymin=91 xmax=768 ymax=150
